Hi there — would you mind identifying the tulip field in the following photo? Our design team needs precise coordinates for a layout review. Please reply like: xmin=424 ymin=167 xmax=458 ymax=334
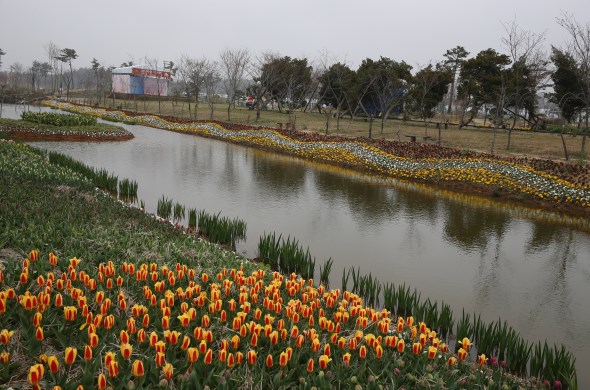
xmin=1 ymin=245 xmax=553 ymax=389
xmin=0 ymin=116 xmax=580 ymax=388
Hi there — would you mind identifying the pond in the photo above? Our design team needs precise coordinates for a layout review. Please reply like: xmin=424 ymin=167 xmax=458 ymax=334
xmin=4 ymin=104 xmax=590 ymax=386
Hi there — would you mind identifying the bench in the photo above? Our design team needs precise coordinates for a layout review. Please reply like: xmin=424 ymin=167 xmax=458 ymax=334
xmin=405 ymin=135 xmax=417 ymax=142
xmin=276 ymin=122 xmax=284 ymax=129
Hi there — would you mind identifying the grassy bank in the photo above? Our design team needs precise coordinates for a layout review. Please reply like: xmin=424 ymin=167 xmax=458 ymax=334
xmin=0 ymin=138 xmax=577 ymax=388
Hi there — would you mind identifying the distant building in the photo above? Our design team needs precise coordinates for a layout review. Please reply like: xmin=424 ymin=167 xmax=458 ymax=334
xmin=111 ymin=65 xmax=171 ymax=96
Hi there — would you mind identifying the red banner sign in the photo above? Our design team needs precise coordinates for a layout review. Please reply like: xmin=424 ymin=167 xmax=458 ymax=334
xmin=131 ymin=67 xmax=172 ymax=79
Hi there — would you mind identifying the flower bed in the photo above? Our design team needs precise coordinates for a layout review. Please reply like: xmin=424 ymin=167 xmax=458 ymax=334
xmin=0 ymin=117 xmax=133 ymax=142
xmin=0 ymin=249 xmax=550 ymax=389
xmin=44 ymin=101 xmax=590 ymax=213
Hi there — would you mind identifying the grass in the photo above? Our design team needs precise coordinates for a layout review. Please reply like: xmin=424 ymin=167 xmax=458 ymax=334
xmin=78 ymin=97 xmax=588 ymax=162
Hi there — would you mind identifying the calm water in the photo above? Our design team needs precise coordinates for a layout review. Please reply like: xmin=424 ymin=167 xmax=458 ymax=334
xmin=4 ymin=105 xmax=590 ymax=386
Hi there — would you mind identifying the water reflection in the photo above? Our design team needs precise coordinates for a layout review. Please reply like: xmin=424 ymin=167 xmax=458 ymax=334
xmin=250 ymin=151 xmax=307 ymax=197
xmin=443 ymin=204 xmax=510 ymax=252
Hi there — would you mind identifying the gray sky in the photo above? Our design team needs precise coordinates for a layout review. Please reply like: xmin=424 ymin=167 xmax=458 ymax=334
xmin=1 ymin=0 xmax=589 ymax=71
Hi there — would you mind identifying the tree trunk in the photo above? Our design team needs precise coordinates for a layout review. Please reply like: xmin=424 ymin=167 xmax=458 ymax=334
xmin=560 ymin=127 xmax=570 ymax=161
xmin=491 ymin=125 xmax=498 ymax=153
xmin=187 ymin=94 xmax=192 ymax=119
xmin=581 ymin=107 xmax=588 ymax=156
xmin=506 ymin=129 xmax=512 ymax=150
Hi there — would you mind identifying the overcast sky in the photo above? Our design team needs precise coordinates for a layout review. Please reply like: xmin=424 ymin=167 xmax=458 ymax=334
xmin=1 ymin=0 xmax=589 ymax=71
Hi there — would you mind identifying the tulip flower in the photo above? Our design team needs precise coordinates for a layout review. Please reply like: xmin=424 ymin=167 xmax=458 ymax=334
xmin=397 ymin=339 xmax=405 ymax=353
xmin=460 ymin=337 xmax=472 ymax=351
xmin=342 ymin=352 xmax=351 ymax=366
xmin=64 ymin=306 xmax=77 ymax=321
xmin=0 ymin=351 xmax=10 ymax=365
xmin=155 ymin=352 xmax=166 ymax=367
xmin=319 ymin=354 xmax=331 ymax=369
xmin=137 ymin=329 xmax=146 ymax=343
xmin=413 ymin=342 xmax=423 ymax=355
xmin=32 ymin=312 xmax=43 ymax=327
xmin=477 ymin=353 xmax=488 ymax=366
xmin=97 ymin=373 xmax=107 ymax=390
xmin=227 ymin=353 xmax=236 ymax=368
xmin=35 ymin=327 xmax=44 ymax=341
xmin=279 ymin=351 xmax=288 ymax=367
xmin=155 ymin=341 xmax=166 ymax=354
xmin=120 ymin=343 xmax=132 ymax=359
xmin=163 ymin=363 xmax=174 ymax=380
xmin=108 ymin=361 xmax=119 ymax=378
xmin=64 ymin=347 xmax=77 ymax=365
xmin=84 ymin=345 xmax=93 ymax=361
xmin=28 ymin=363 xmax=45 ymax=385
xmin=265 ymin=354 xmax=273 ymax=368
xmin=428 ymin=346 xmax=437 ymax=360
xmin=448 ymin=356 xmax=457 ymax=367
xmin=104 ymin=352 xmax=116 ymax=367
xmin=149 ymin=332 xmax=158 ymax=347
xmin=247 ymin=350 xmax=257 ymax=365
xmin=180 ymin=335 xmax=190 ymax=351
xmin=375 ymin=344 xmax=384 ymax=359
xmin=187 ymin=347 xmax=199 ymax=363
xmin=218 ymin=348 xmax=228 ymax=363
xmin=457 ymin=347 xmax=467 ymax=361
xmin=54 ymin=293 xmax=63 ymax=307
xmin=306 ymin=358 xmax=314 ymax=372
xmin=132 ymin=359 xmax=145 ymax=377
xmin=204 ymin=348 xmax=213 ymax=365
xmin=359 ymin=345 xmax=367 ymax=359
xmin=120 ymin=330 xmax=130 ymax=344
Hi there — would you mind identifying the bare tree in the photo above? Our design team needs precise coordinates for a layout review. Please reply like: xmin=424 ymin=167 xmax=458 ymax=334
xmin=9 ymin=63 xmax=24 ymax=89
xmin=219 ymin=49 xmax=250 ymax=121
xmin=43 ymin=41 xmax=60 ymax=93
xmin=56 ymin=48 xmax=78 ymax=101
xmin=501 ymin=19 xmax=548 ymax=151
xmin=29 ymin=60 xmax=43 ymax=92
xmin=203 ymin=61 xmax=221 ymax=120
xmin=177 ymin=55 xmax=212 ymax=120
xmin=556 ymin=13 xmax=590 ymax=156
xmin=144 ymin=57 xmax=170 ymax=114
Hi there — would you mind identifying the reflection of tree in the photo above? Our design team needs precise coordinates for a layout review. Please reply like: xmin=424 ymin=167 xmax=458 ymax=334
xmin=442 ymin=203 xmax=510 ymax=251
xmin=526 ymin=230 xmax=577 ymax=342
xmin=250 ymin=151 xmax=307 ymax=196
xmin=525 ymin=223 xmax=568 ymax=253
xmin=310 ymin=168 xmax=442 ymax=228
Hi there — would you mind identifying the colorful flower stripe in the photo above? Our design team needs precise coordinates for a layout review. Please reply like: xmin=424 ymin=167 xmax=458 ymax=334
xmin=44 ymin=101 xmax=590 ymax=207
